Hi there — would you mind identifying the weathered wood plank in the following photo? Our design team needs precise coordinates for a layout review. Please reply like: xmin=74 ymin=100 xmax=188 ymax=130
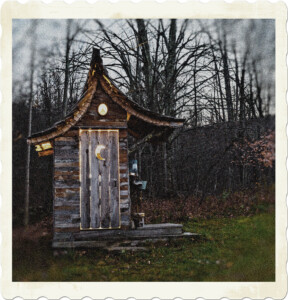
xmin=121 ymin=213 xmax=130 ymax=224
xmin=119 ymin=155 xmax=128 ymax=163
xmin=54 ymin=188 xmax=79 ymax=198
xmin=52 ymin=240 xmax=109 ymax=248
xmin=110 ymin=130 xmax=120 ymax=228
xmin=77 ymin=120 xmax=127 ymax=127
xmin=120 ymin=198 xmax=129 ymax=203
xmin=80 ymin=131 xmax=90 ymax=229
xmin=54 ymin=167 xmax=79 ymax=173
xmin=55 ymin=210 xmax=80 ymax=219
xmin=90 ymin=130 xmax=100 ymax=228
xmin=54 ymin=174 xmax=79 ymax=180
xmin=54 ymin=209 xmax=79 ymax=215
xmin=54 ymin=150 xmax=79 ymax=158
xmin=100 ymin=131 xmax=110 ymax=228
xmin=120 ymin=203 xmax=129 ymax=209
xmin=120 ymin=177 xmax=128 ymax=183
xmin=55 ymin=144 xmax=78 ymax=151
xmin=55 ymin=162 xmax=79 ymax=168
xmin=54 ymin=170 xmax=79 ymax=176
xmin=54 ymin=182 xmax=80 ymax=189
xmin=120 ymin=198 xmax=130 ymax=205
xmin=53 ymin=232 xmax=73 ymax=241
xmin=54 ymin=178 xmax=80 ymax=188
xmin=120 ymin=185 xmax=129 ymax=191
xmin=62 ymin=130 xmax=79 ymax=137
xmin=54 ymin=188 xmax=79 ymax=193
xmin=77 ymin=124 xmax=127 ymax=129
xmin=121 ymin=191 xmax=129 ymax=197
xmin=54 ymin=140 xmax=78 ymax=146
xmin=54 ymin=205 xmax=79 ymax=212
xmin=55 ymin=137 xmax=77 ymax=142
xmin=54 ymin=200 xmax=79 ymax=207
xmin=38 ymin=149 xmax=53 ymax=157
xmin=71 ymin=223 xmax=184 ymax=241
xmin=119 ymin=130 xmax=128 ymax=138
xmin=54 ymin=192 xmax=80 ymax=199
xmin=54 ymin=226 xmax=80 ymax=232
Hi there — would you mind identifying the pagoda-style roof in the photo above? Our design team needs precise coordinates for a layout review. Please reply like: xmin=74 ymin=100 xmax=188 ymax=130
xmin=28 ymin=48 xmax=185 ymax=145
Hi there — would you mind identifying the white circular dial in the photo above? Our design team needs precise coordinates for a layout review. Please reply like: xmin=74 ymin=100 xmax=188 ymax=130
xmin=98 ymin=103 xmax=108 ymax=116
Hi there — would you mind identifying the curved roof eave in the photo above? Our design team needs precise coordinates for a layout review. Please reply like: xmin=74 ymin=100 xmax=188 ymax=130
xmin=27 ymin=77 xmax=98 ymax=144
xmin=27 ymin=48 xmax=185 ymax=145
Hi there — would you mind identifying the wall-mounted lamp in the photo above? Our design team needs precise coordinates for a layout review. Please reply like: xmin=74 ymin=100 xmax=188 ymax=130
xmin=35 ymin=141 xmax=53 ymax=152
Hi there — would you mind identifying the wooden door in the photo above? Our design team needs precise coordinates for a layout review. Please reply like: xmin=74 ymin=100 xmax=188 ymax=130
xmin=80 ymin=129 xmax=120 ymax=229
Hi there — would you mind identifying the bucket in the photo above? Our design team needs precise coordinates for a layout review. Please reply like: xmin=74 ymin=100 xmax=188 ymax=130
xmin=141 ymin=181 xmax=147 ymax=190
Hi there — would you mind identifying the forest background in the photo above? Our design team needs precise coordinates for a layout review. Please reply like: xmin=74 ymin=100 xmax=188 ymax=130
xmin=12 ymin=19 xmax=275 ymax=226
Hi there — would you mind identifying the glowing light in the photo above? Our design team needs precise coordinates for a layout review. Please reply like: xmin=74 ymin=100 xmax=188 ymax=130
xmin=35 ymin=144 xmax=42 ymax=152
xmin=98 ymin=103 xmax=108 ymax=116
xmin=35 ymin=141 xmax=52 ymax=152
xmin=41 ymin=141 xmax=52 ymax=150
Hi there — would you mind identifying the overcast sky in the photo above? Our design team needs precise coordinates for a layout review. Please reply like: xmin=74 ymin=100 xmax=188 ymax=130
xmin=13 ymin=18 xmax=274 ymax=78
xmin=12 ymin=18 xmax=275 ymax=115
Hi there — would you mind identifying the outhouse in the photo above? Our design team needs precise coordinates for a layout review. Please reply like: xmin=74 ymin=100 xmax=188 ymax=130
xmin=28 ymin=49 xmax=186 ymax=248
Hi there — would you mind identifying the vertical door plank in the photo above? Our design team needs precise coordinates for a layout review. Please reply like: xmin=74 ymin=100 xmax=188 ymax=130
xmin=90 ymin=130 xmax=100 ymax=228
xmin=100 ymin=131 xmax=110 ymax=228
xmin=80 ymin=131 xmax=90 ymax=229
xmin=110 ymin=131 xmax=120 ymax=228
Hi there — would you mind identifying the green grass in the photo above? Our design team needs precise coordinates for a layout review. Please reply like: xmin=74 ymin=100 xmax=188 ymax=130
xmin=13 ymin=212 xmax=275 ymax=281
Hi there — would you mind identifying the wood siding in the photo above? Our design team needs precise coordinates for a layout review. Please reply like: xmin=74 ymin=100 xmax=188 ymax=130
xmin=53 ymin=133 xmax=80 ymax=233
xmin=53 ymin=93 xmax=131 ymax=242
xmin=118 ymin=129 xmax=130 ymax=227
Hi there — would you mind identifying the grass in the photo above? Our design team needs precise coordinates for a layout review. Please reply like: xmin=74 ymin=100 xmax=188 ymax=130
xmin=13 ymin=209 xmax=275 ymax=282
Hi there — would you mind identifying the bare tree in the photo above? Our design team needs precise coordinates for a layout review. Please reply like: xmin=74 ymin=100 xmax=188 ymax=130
xmin=62 ymin=19 xmax=82 ymax=116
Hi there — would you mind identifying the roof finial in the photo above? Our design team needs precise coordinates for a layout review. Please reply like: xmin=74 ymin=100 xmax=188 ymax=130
xmin=91 ymin=48 xmax=103 ymax=67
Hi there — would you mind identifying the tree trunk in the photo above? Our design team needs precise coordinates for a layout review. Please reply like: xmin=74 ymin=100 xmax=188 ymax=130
xmin=211 ymin=46 xmax=226 ymax=122
xmin=222 ymin=44 xmax=234 ymax=121
xmin=193 ymin=63 xmax=197 ymax=126
xmin=24 ymin=20 xmax=37 ymax=227
xmin=24 ymin=97 xmax=33 ymax=227
xmin=163 ymin=142 xmax=168 ymax=194
xmin=136 ymin=19 xmax=154 ymax=111
xmin=164 ymin=19 xmax=177 ymax=116
xmin=62 ymin=20 xmax=71 ymax=117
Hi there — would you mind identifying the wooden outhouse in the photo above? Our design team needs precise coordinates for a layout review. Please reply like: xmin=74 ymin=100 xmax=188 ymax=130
xmin=28 ymin=49 xmax=186 ymax=248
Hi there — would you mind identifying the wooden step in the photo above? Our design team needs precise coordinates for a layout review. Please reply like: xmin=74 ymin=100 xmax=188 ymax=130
xmin=106 ymin=246 xmax=149 ymax=252
xmin=52 ymin=232 xmax=201 ymax=248
xmin=72 ymin=223 xmax=183 ymax=241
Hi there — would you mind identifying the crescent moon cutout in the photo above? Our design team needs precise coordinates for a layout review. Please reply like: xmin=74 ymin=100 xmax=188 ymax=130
xmin=95 ymin=145 xmax=106 ymax=161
